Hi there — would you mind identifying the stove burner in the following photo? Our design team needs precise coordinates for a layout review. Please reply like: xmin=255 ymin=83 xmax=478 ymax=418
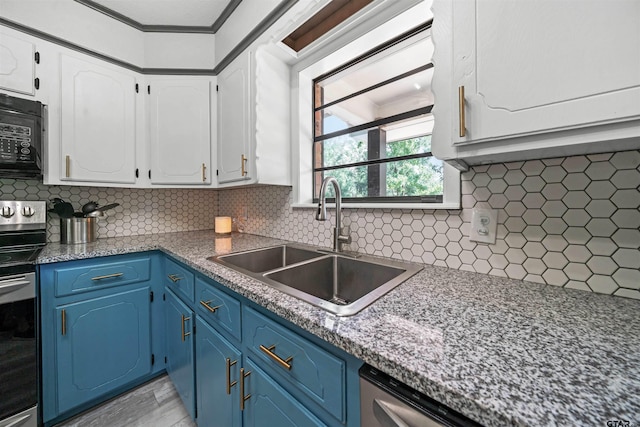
xmin=0 ymin=255 xmax=11 ymax=263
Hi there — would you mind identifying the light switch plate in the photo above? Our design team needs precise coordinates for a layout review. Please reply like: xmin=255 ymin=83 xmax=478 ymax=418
xmin=470 ymin=208 xmax=498 ymax=244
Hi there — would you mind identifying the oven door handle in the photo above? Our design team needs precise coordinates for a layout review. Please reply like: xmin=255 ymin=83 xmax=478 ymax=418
xmin=0 ymin=277 xmax=31 ymax=295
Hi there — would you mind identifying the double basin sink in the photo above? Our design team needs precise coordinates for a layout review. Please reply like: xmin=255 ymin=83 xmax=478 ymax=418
xmin=209 ymin=244 xmax=423 ymax=316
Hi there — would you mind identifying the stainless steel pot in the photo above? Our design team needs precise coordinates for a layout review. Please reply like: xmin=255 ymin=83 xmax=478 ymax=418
xmin=60 ymin=217 xmax=97 ymax=244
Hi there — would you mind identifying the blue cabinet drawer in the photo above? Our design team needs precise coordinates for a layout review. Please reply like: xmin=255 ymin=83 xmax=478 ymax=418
xmin=165 ymin=257 xmax=195 ymax=303
xmin=243 ymin=307 xmax=345 ymax=422
xmin=53 ymin=256 xmax=151 ymax=297
xmin=196 ymin=277 xmax=241 ymax=341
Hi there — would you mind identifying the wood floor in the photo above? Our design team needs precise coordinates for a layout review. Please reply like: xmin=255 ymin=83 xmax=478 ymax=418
xmin=54 ymin=375 xmax=196 ymax=427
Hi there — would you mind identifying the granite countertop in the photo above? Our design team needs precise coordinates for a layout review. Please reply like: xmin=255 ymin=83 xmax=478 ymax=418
xmin=38 ymin=230 xmax=640 ymax=427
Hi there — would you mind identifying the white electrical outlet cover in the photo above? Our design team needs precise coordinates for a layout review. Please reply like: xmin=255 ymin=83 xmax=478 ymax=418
xmin=470 ymin=208 xmax=498 ymax=244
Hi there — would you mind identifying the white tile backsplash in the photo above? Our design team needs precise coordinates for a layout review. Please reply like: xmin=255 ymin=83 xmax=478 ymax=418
xmin=219 ymin=150 xmax=640 ymax=300
xmin=0 ymin=180 xmax=217 ymax=242
xmin=3 ymin=149 xmax=637 ymax=300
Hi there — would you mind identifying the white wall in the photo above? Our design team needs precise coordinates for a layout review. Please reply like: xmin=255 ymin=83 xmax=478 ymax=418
xmin=143 ymin=32 xmax=215 ymax=69
xmin=214 ymin=0 xmax=282 ymax=64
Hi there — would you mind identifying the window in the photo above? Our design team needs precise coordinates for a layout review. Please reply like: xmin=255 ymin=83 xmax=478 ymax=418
xmin=291 ymin=1 xmax=460 ymax=209
xmin=312 ymin=23 xmax=443 ymax=203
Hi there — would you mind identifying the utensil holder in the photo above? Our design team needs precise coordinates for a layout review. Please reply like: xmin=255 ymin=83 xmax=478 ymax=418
xmin=60 ymin=217 xmax=97 ymax=244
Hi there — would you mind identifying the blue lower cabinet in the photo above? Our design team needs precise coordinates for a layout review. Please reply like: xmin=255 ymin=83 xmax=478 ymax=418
xmin=196 ymin=317 xmax=242 ymax=427
xmin=243 ymin=306 xmax=346 ymax=422
xmin=164 ymin=287 xmax=196 ymax=420
xmin=242 ymin=358 xmax=327 ymax=427
xmin=55 ymin=287 xmax=152 ymax=414
xmin=40 ymin=253 xmax=163 ymax=425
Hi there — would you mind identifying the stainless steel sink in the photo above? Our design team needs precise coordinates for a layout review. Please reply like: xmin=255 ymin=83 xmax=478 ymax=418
xmin=212 ymin=245 xmax=324 ymax=273
xmin=209 ymin=244 xmax=422 ymax=316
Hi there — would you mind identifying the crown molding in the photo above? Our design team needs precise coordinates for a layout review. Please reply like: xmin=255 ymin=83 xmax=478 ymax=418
xmin=213 ymin=0 xmax=298 ymax=74
xmin=0 ymin=0 xmax=298 ymax=75
xmin=0 ymin=16 xmax=216 ymax=75
xmin=73 ymin=0 xmax=242 ymax=34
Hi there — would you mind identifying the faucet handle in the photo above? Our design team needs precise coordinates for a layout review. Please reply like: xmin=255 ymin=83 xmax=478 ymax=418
xmin=337 ymin=226 xmax=352 ymax=245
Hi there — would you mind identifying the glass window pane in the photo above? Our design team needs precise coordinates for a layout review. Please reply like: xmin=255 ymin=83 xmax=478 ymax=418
xmin=316 ymin=119 xmax=433 ymax=169
xmin=316 ymin=68 xmax=434 ymax=136
xmin=316 ymin=167 xmax=368 ymax=199
xmin=315 ymin=156 xmax=443 ymax=199
xmin=386 ymin=156 xmax=443 ymax=197
xmin=316 ymin=129 xmax=370 ymax=169
xmin=387 ymin=135 xmax=432 ymax=157
xmin=318 ymin=36 xmax=434 ymax=102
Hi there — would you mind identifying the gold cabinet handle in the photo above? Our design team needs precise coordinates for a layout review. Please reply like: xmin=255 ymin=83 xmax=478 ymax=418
xmin=259 ymin=344 xmax=293 ymax=370
xmin=226 ymin=358 xmax=238 ymax=395
xmin=181 ymin=314 xmax=191 ymax=341
xmin=240 ymin=368 xmax=251 ymax=411
xmin=91 ymin=272 xmax=123 ymax=281
xmin=202 ymin=163 xmax=206 ymax=182
xmin=200 ymin=300 xmax=222 ymax=313
xmin=458 ymin=85 xmax=466 ymax=138
xmin=167 ymin=274 xmax=182 ymax=283
xmin=61 ymin=309 xmax=66 ymax=335
xmin=241 ymin=154 xmax=247 ymax=176
xmin=65 ymin=155 xmax=70 ymax=178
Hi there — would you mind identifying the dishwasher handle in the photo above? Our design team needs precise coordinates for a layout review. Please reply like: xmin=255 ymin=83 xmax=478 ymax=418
xmin=359 ymin=363 xmax=482 ymax=427
xmin=373 ymin=398 xmax=411 ymax=427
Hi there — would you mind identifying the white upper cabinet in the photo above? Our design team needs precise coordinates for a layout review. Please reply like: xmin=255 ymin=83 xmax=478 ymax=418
xmin=59 ymin=53 xmax=138 ymax=184
xmin=217 ymin=46 xmax=291 ymax=187
xmin=217 ymin=50 xmax=251 ymax=184
xmin=431 ymin=0 xmax=640 ymax=166
xmin=147 ymin=78 xmax=212 ymax=185
xmin=0 ymin=30 xmax=35 ymax=96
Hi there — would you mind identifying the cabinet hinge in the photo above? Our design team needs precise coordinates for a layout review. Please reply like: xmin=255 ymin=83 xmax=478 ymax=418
xmin=135 ymin=168 xmax=139 ymax=178
xmin=151 ymin=354 xmax=155 ymax=365
xmin=135 ymin=83 xmax=139 ymax=93
xmin=34 ymin=78 xmax=40 ymax=90
xmin=34 ymin=51 xmax=40 ymax=64
xmin=150 ymin=291 xmax=154 ymax=302
xmin=147 ymin=85 xmax=150 ymax=94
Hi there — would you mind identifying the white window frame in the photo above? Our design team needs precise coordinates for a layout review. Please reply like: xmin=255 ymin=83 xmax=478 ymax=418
xmin=289 ymin=1 xmax=460 ymax=209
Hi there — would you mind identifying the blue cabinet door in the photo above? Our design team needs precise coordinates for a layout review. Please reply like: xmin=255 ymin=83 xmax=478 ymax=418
xmin=164 ymin=288 xmax=195 ymax=420
xmin=243 ymin=358 xmax=326 ymax=427
xmin=55 ymin=287 xmax=152 ymax=414
xmin=196 ymin=317 xmax=242 ymax=427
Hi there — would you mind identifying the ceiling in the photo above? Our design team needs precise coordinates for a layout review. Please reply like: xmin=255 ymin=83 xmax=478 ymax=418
xmin=77 ymin=0 xmax=241 ymax=31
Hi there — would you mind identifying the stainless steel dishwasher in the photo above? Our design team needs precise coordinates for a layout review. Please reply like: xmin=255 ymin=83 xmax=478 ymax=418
xmin=360 ymin=364 xmax=482 ymax=427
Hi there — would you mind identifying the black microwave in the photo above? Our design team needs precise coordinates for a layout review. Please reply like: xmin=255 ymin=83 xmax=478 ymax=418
xmin=0 ymin=94 xmax=44 ymax=178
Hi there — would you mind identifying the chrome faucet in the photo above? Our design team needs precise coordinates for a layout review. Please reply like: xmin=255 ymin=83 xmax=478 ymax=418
xmin=316 ymin=176 xmax=351 ymax=252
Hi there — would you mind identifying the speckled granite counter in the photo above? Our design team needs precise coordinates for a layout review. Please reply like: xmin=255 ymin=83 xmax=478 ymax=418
xmin=38 ymin=230 xmax=640 ymax=427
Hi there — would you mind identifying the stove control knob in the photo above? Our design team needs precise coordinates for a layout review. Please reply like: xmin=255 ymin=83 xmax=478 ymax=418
xmin=1 ymin=206 xmax=14 ymax=218
xmin=22 ymin=206 xmax=35 ymax=217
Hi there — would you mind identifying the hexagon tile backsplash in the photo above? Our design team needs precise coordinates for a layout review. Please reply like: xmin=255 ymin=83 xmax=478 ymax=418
xmin=0 ymin=180 xmax=218 ymax=242
xmin=219 ymin=150 xmax=640 ymax=300
xmin=1 ymin=150 xmax=638 ymax=300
